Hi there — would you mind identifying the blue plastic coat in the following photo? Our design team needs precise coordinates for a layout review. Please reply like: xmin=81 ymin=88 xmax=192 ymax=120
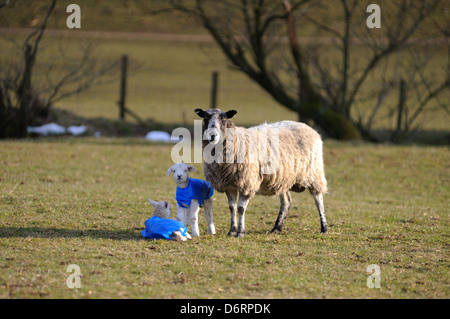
xmin=176 ymin=178 xmax=214 ymax=208
xmin=141 ymin=216 xmax=188 ymax=240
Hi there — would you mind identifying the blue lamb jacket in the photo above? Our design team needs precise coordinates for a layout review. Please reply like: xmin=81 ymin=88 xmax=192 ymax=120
xmin=141 ymin=216 xmax=188 ymax=240
xmin=176 ymin=178 xmax=214 ymax=208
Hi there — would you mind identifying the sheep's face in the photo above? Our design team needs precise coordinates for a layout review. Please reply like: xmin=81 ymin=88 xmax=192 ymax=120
xmin=167 ymin=162 xmax=196 ymax=184
xmin=194 ymin=108 xmax=237 ymax=145
xmin=147 ymin=199 xmax=171 ymax=219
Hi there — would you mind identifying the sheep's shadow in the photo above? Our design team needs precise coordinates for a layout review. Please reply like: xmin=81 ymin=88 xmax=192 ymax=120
xmin=0 ymin=226 xmax=141 ymax=241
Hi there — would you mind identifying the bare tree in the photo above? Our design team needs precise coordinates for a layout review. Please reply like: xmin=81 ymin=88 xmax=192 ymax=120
xmin=144 ymin=0 xmax=449 ymax=141
xmin=389 ymin=45 xmax=450 ymax=142
xmin=307 ymin=0 xmax=449 ymax=141
xmin=9 ymin=0 xmax=57 ymax=137
xmin=0 ymin=0 xmax=119 ymax=138
xmin=0 ymin=0 xmax=9 ymax=9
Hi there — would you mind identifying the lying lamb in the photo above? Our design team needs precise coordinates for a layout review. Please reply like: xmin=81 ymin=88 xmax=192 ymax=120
xmin=194 ymin=108 xmax=329 ymax=238
xmin=141 ymin=199 xmax=191 ymax=241
xmin=167 ymin=163 xmax=216 ymax=237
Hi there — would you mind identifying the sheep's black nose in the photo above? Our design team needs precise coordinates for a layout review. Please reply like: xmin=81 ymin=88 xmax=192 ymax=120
xmin=177 ymin=175 xmax=182 ymax=179
xmin=210 ymin=135 xmax=216 ymax=142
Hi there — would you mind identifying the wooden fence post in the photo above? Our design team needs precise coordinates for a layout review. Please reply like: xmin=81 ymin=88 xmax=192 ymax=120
xmin=393 ymin=78 xmax=405 ymax=142
xmin=118 ymin=55 xmax=128 ymax=120
xmin=210 ymin=71 xmax=218 ymax=109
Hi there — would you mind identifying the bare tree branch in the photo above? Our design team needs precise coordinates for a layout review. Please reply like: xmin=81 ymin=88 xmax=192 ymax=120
xmin=145 ymin=0 xmax=447 ymax=142
xmin=0 ymin=0 xmax=120 ymax=138
xmin=0 ymin=0 xmax=10 ymax=9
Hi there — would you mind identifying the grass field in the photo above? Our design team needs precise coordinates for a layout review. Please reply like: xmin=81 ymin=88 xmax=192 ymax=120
xmin=0 ymin=138 xmax=448 ymax=298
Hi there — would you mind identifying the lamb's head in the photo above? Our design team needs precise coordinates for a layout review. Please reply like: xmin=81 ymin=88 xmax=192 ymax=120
xmin=194 ymin=108 xmax=237 ymax=145
xmin=147 ymin=198 xmax=171 ymax=219
xmin=166 ymin=162 xmax=196 ymax=185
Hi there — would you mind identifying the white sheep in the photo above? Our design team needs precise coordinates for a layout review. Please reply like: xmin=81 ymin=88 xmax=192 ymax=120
xmin=194 ymin=108 xmax=329 ymax=238
xmin=166 ymin=163 xmax=216 ymax=237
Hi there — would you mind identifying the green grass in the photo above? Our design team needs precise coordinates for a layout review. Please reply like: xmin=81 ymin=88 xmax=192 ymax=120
xmin=0 ymin=138 xmax=448 ymax=298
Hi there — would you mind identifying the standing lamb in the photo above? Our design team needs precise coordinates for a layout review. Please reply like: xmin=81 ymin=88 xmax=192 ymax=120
xmin=167 ymin=162 xmax=216 ymax=237
xmin=194 ymin=108 xmax=329 ymax=238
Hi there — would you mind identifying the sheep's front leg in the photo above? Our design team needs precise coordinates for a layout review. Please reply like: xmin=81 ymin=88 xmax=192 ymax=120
xmin=236 ymin=193 xmax=251 ymax=238
xmin=226 ymin=189 xmax=238 ymax=236
xmin=189 ymin=199 xmax=201 ymax=237
xmin=203 ymin=198 xmax=216 ymax=235
xmin=271 ymin=191 xmax=292 ymax=233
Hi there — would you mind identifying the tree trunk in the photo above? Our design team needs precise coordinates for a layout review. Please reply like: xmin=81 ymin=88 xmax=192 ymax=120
xmin=16 ymin=44 xmax=35 ymax=138
xmin=282 ymin=0 xmax=361 ymax=140
xmin=296 ymin=98 xmax=361 ymax=140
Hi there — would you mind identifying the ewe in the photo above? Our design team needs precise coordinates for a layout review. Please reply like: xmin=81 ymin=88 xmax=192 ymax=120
xmin=194 ymin=108 xmax=328 ymax=238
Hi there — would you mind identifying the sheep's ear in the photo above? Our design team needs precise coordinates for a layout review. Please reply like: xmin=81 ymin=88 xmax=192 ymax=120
xmin=147 ymin=198 xmax=158 ymax=207
xmin=166 ymin=166 xmax=174 ymax=176
xmin=225 ymin=110 xmax=237 ymax=119
xmin=194 ymin=108 xmax=205 ymax=118
xmin=187 ymin=165 xmax=196 ymax=172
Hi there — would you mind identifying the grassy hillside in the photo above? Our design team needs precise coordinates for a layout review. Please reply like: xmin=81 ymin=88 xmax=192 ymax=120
xmin=1 ymin=0 xmax=448 ymax=35
xmin=0 ymin=0 xmax=206 ymax=34
xmin=0 ymin=31 xmax=448 ymax=135
xmin=0 ymin=30 xmax=299 ymax=127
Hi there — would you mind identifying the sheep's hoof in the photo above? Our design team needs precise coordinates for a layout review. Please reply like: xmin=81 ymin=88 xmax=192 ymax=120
xmin=235 ymin=232 xmax=245 ymax=238
xmin=227 ymin=231 xmax=237 ymax=237
xmin=208 ymin=225 xmax=216 ymax=235
xmin=270 ymin=226 xmax=282 ymax=234
xmin=320 ymin=225 xmax=329 ymax=234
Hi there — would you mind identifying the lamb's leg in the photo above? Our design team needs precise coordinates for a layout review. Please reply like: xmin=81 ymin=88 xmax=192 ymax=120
xmin=176 ymin=203 xmax=188 ymax=227
xmin=236 ymin=193 xmax=251 ymax=238
xmin=203 ymin=198 xmax=216 ymax=235
xmin=189 ymin=200 xmax=200 ymax=237
xmin=271 ymin=191 xmax=292 ymax=233
xmin=312 ymin=193 xmax=328 ymax=234
xmin=226 ymin=189 xmax=238 ymax=236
